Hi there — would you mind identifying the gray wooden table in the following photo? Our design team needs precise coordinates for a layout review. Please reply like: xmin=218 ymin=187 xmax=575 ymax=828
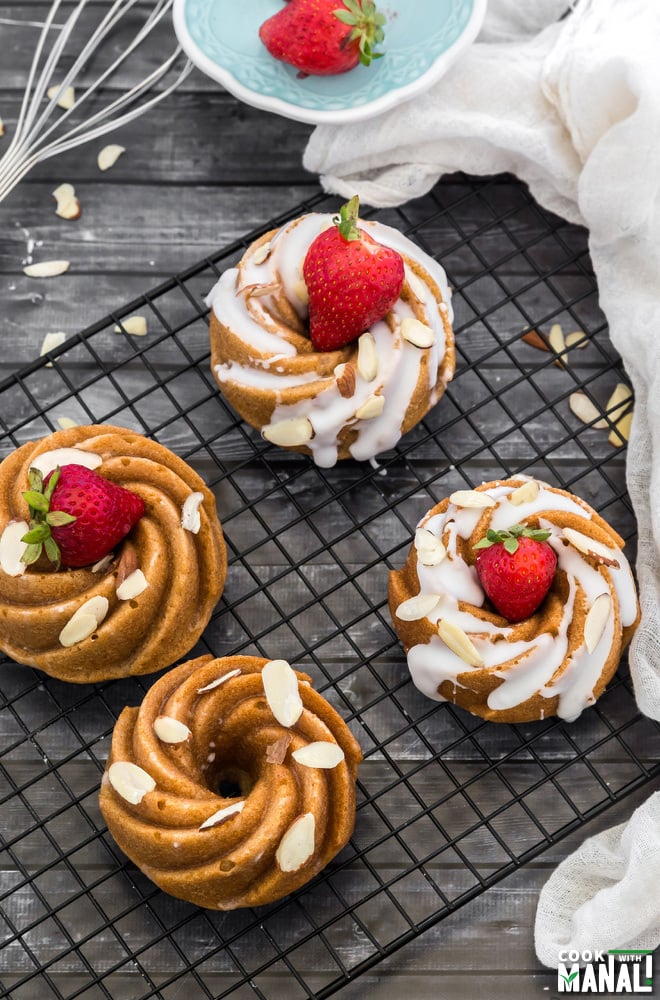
xmin=2 ymin=7 xmax=660 ymax=1000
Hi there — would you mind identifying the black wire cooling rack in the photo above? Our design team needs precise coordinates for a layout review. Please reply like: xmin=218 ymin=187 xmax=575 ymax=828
xmin=1 ymin=175 xmax=660 ymax=1000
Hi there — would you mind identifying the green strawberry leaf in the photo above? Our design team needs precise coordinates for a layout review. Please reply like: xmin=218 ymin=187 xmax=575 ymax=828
xmin=43 ymin=536 xmax=61 ymax=569
xmin=20 ymin=464 xmax=76 ymax=568
xmin=503 ymin=536 xmax=519 ymax=554
xmin=21 ymin=543 xmax=43 ymax=566
xmin=22 ymin=490 xmax=49 ymax=512
xmin=28 ymin=468 xmax=43 ymax=492
xmin=22 ymin=524 xmax=50 ymax=544
xmin=43 ymin=466 xmax=61 ymax=502
xmin=46 ymin=511 xmax=76 ymax=527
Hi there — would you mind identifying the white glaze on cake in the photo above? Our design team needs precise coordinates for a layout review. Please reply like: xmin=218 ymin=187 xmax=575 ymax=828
xmin=207 ymin=214 xmax=454 ymax=468
xmin=399 ymin=480 xmax=638 ymax=722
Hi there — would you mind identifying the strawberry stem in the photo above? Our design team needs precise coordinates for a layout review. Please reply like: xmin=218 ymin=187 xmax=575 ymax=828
xmin=20 ymin=465 xmax=76 ymax=568
xmin=473 ymin=523 xmax=552 ymax=554
xmin=333 ymin=0 xmax=386 ymax=66
xmin=333 ymin=195 xmax=361 ymax=241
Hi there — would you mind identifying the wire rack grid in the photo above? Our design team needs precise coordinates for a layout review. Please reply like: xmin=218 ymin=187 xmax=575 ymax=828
xmin=1 ymin=174 xmax=659 ymax=1000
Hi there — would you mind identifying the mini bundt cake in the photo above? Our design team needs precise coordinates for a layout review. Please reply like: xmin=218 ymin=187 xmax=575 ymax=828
xmin=207 ymin=200 xmax=455 ymax=467
xmin=389 ymin=477 xmax=640 ymax=723
xmin=0 ymin=424 xmax=226 ymax=682
xmin=99 ymin=654 xmax=362 ymax=909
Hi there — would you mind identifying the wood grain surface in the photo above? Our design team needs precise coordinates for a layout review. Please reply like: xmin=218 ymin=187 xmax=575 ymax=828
xmin=1 ymin=7 xmax=659 ymax=1000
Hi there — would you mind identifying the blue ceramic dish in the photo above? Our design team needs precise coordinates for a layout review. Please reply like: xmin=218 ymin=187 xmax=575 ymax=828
xmin=173 ymin=0 xmax=487 ymax=124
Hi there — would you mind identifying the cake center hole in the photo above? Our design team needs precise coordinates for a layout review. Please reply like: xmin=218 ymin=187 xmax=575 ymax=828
xmin=213 ymin=766 xmax=252 ymax=799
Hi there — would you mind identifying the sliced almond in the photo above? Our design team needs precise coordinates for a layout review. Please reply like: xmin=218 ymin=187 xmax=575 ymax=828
xmin=40 ymin=331 xmax=66 ymax=367
xmin=56 ymin=416 xmax=78 ymax=431
xmin=414 ymin=527 xmax=447 ymax=567
xmin=263 ymin=658 xmax=303 ymax=728
xmin=548 ymin=323 xmax=567 ymax=366
xmin=116 ymin=568 xmax=147 ymax=600
xmin=357 ymin=332 xmax=378 ymax=382
xmin=108 ymin=761 xmax=156 ymax=804
xmin=401 ymin=317 xmax=435 ymax=348
xmin=97 ymin=144 xmax=125 ymax=171
xmin=292 ymin=741 xmax=345 ymax=769
xmin=396 ymin=593 xmax=442 ymax=621
xmin=334 ymin=362 xmax=356 ymax=399
xmin=153 ymin=715 xmax=191 ymax=744
xmin=52 ymin=183 xmax=81 ymax=220
xmin=113 ymin=315 xmax=147 ymax=337
xmin=609 ymin=409 xmax=633 ymax=447
xmin=30 ymin=447 xmax=102 ymax=478
xmin=509 ymin=479 xmax=540 ymax=506
xmin=405 ymin=266 xmax=428 ymax=303
xmin=569 ymin=392 xmax=608 ymax=429
xmin=197 ymin=668 xmax=241 ymax=693
xmin=605 ymin=383 xmax=633 ymax=424
xmin=236 ymin=280 xmax=279 ymax=300
xmin=565 ymin=331 xmax=588 ymax=349
xmin=265 ymin=733 xmax=292 ymax=764
xmin=181 ymin=491 xmax=204 ymax=533
xmin=47 ymin=84 xmax=75 ymax=110
xmin=275 ymin=812 xmax=315 ymax=872
xmin=0 ymin=520 xmax=30 ymax=577
xmin=293 ymin=278 xmax=308 ymax=306
xmin=354 ymin=395 xmax=385 ymax=420
xmin=449 ymin=490 xmax=495 ymax=509
xmin=584 ymin=593 xmax=612 ymax=653
xmin=263 ymin=416 xmax=313 ymax=447
xmin=521 ymin=329 xmax=550 ymax=352
xmin=91 ymin=553 xmax=114 ymax=574
xmin=59 ymin=595 xmax=109 ymax=647
xmin=115 ymin=543 xmax=138 ymax=588
xmin=562 ymin=527 xmax=620 ymax=568
xmin=437 ymin=619 xmax=483 ymax=667
xmin=199 ymin=800 xmax=245 ymax=830
xmin=23 ymin=260 xmax=70 ymax=278
xmin=252 ymin=242 xmax=272 ymax=265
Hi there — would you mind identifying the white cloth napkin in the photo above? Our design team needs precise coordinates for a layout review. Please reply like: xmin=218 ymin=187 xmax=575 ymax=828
xmin=304 ymin=0 xmax=660 ymax=967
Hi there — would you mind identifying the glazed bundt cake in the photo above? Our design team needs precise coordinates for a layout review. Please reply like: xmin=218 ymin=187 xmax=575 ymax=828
xmin=99 ymin=654 xmax=362 ymax=909
xmin=0 ymin=424 xmax=226 ymax=682
xmin=207 ymin=201 xmax=455 ymax=467
xmin=389 ymin=477 xmax=640 ymax=723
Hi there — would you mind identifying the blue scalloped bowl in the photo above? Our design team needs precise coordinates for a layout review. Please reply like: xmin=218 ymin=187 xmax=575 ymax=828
xmin=173 ymin=0 xmax=487 ymax=125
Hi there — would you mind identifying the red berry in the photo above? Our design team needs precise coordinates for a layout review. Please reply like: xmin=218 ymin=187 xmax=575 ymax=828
xmin=474 ymin=527 xmax=557 ymax=623
xmin=259 ymin=0 xmax=386 ymax=77
xmin=22 ymin=464 xmax=145 ymax=570
xmin=303 ymin=195 xmax=404 ymax=351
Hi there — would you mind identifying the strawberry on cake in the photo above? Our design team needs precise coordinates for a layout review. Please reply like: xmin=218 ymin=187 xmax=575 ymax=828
xmin=207 ymin=197 xmax=456 ymax=467
xmin=389 ymin=478 xmax=640 ymax=723
xmin=0 ymin=425 xmax=227 ymax=683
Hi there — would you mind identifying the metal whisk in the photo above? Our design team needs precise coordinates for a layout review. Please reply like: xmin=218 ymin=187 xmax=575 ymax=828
xmin=0 ymin=0 xmax=192 ymax=203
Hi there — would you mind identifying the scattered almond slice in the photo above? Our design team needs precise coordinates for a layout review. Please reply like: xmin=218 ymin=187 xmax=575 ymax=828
xmin=609 ymin=409 xmax=633 ymax=447
xmin=23 ymin=260 xmax=70 ymax=278
xmin=569 ymin=392 xmax=608 ymax=429
xmin=0 ymin=520 xmax=30 ymax=577
xmin=263 ymin=417 xmax=313 ymax=447
xmin=199 ymin=800 xmax=245 ymax=830
xmin=263 ymin=658 xmax=303 ymax=728
xmin=401 ymin=317 xmax=435 ymax=348
xmin=604 ymin=383 xmax=633 ymax=424
xmin=276 ymin=812 xmax=315 ymax=872
xmin=562 ymin=527 xmax=620 ymax=568
xmin=521 ymin=330 xmax=550 ymax=352
xmin=252 ymin=242 xmax=272 ymax=265
xmin=265 ymin=733 xmax=292 ymax=764
xmin=449 ymin=490 xmax=496 ymax=509
xmin=181 ymin=491 xmax=204 ymax=533
xmin=97 ymin=144 xmax=125 ymax=171
xmin=354 ymin=395 xmax=385 ymax=420
xmin=113 ymin=315 xmax=147 ymax=337
xmin=59 ymin=595 xmax=109 ymax=647
xmin=547 ymin=323 xmax=567 ymax=366
xmin=584 ymin=594 xmax=612 ymax=653
xmin=91 ymin=553 xmax=114 ymax=573
xmin=153 ymin=715 xmax=191 ymax=744
xmin=509 ymin=479 xmax=540 ymax=505
xmin=197 ymin=668 xmax=241 ymax=693
xmin=236 ymin=280 xmax=279 ymax=300
xmin=52 ymin=182 xmax=81 ymax=220
xmin=40 ymin=331 xmax=66 ymax=367
xmin=47 ymin=84 xmax=75 ymax=110
xmin=405 ymin=266 xmax=428 ymax=303
xmin=108 ymin=761 xmax=156 ymax=804
xmin=565 ymin=331 xmax=588 ymax=349
xmin=30 ymin=447 xmax=102 ymax=478
xmin=357 ymin=332 xmax=378 ymax=382
xmin=437 ymin=620 xmax=483 ymax=667
xmin=56 ymin=416 xmax=78 ymax=431
xmin=292 ymin=741 xmax=345 ymax=769
xmin=116 ymin=568 xmax=147 ymax=600
xmin=396 ymin=593 xmax=442 ymax=621
xmin=334 ymin=362 xmax=356 ymax=399
xmin=414 ymin=527 xmax=447 ymax=567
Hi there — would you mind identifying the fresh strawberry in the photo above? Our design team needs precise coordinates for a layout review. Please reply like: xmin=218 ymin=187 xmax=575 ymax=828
xmin=21 ymin=464 xmax=145 ymax=570
xmin=474 ymin=524 xmax=557 ymax=623
xmin=259 ymin=0 xmax=386 ymax=77
xmin=302 ymin=195 xmax=404 ymax=351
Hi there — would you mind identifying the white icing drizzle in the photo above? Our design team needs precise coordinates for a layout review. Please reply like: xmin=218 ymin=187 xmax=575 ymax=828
xmin=207 ymin=213 xmax=454 ymax=468
xmin=403 ymin=481 xmax=638 ymax=722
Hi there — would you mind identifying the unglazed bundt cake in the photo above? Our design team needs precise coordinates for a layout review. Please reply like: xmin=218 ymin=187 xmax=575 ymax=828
xmin=208 ymin=198 xmax=455 ymax=467
xmin=389 ymin=477 xmax=640 ymax=723
xmin=99 ymin=654 xmax=362 ymax=909
xmin=0 ymin=425 xmax=226 ymax=682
